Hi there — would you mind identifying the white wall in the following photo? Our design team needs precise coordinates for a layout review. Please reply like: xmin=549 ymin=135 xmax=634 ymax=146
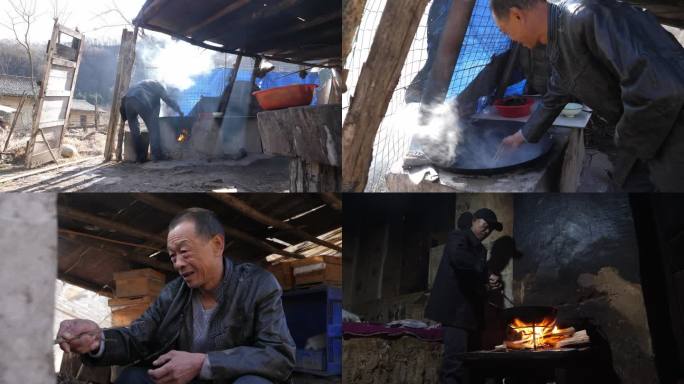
xmin=0 ymin=194 xmax=57 ymax=383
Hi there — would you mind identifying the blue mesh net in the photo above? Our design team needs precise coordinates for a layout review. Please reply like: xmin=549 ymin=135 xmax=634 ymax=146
xmin=344 ymin=0 xmax=519 ymax=191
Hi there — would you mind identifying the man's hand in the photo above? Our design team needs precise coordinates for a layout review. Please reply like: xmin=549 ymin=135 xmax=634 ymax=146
xmin=56 ymin=319 xmax=101 ymax=354
xmin=501 ymin=130 xmax=526 ymax=149
xmin=488 ymin=273 xmax=503 ymax=291
xmin=148 ymin=350 xmax=206 ymax=384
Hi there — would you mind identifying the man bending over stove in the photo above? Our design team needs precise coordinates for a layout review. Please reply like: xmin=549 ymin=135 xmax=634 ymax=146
xmin=425 ymin=208 xmax=504 ymax=384
xmin=120 ymin=79 xmax=184 ymax=163
xmin=56 ymin=208 xmax=296 ymax=384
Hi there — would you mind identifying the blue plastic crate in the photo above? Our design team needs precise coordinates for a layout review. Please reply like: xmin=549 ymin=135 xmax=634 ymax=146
xmin=282 ymin=285 xmax=341 ymax=376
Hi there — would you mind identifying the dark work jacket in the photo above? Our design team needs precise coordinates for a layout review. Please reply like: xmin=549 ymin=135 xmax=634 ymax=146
xmin=82 ymin=258 xmax=296 ymax=383
xmin=123 ymin=79 xmax=181 ymax=116
xmin=522 ymin=0 xmax=684 ymax=190
xmin=425 ymin=229 xmax=488 ymax=331
xmin=457 ymin=44 xmax=551 ymax=116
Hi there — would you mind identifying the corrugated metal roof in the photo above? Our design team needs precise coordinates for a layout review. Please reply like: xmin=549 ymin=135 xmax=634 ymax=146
xmin=133 ymin=0 xmax=341 ymax=66
xmin=0 ymin=75 xmax=34 ymax=97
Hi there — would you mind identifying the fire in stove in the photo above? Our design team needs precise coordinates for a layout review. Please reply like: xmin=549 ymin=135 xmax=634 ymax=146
xmin=495 ymin=306 xmax=591 ymax=351
xmin=505 ymin=316 xmax=577 ymax=350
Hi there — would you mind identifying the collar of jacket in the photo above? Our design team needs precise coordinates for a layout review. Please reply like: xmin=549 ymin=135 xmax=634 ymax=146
xmin=214 ymin=256 xmax=234 ymax=303
xmin=546 ymin=3 xmax=561 ymax=49
xmin=184 ymin=256 xmax=234 ymax=301
xmin=464 ymin=228 xmax=483 ymax=247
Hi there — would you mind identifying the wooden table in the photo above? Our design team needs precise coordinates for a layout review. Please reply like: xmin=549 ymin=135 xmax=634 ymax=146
xmin=385 ymin=100 xmax=590 ymax=192
xmin=257 ymin=104 xmax=341 ymax=192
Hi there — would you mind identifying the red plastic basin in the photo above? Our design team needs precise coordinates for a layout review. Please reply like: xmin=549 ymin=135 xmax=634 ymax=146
xmin=252 ymin=84 xmax=317 ymax=110
xmin=493 ymin=96 xmax=535 ymax=118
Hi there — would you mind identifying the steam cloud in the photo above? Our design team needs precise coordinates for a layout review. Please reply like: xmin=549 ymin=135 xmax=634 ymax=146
xmin=139 ymin=38 xmax=221 ymax=91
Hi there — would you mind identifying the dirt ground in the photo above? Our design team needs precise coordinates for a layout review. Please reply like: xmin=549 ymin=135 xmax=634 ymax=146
xmin=0 ymin=155 xmax=290 ymax=192
xmin=0 ymin=126 xmax=290 ymax=192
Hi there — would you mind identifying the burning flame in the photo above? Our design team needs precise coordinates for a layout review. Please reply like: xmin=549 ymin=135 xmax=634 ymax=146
xmin=177 ymin=128 xmax=189 ymax=142
xmin=505 ymin=317 xmax=574 ymax=350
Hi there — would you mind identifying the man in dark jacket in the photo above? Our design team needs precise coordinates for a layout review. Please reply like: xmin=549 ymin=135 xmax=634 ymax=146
xmin=120 ymin=79 xmax=184 ymax=162
xmin=425 ymin=208 xmax=503 ymax=384
xmin=57 ymin=208 xmax=296 ymax=384
xmin=493 ymin=0 xmax=684 ymax=191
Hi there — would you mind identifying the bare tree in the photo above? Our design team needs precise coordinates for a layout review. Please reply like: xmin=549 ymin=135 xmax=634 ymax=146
xmin=0 ymin=0 xmax=39 ymax=100
xmin=50 ymin=0 xmax=72 ymax=25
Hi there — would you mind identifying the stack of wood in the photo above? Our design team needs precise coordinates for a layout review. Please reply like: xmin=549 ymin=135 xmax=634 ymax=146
xmin=268 ymin=255 xmax=342 ymax=290
xmin=495 ymin=328 xmax=591 ymax=351
xmin=267 ymin=261 xmax=295 ymax=291
xmin=292 ymin=255 xmax=342 ymax=287
xmin=108 ymin=268 xmax=165 ymax=326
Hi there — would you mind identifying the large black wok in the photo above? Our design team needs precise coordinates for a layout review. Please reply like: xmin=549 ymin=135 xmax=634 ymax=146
xmin=440 ymin=119 xmax=554 ymax=174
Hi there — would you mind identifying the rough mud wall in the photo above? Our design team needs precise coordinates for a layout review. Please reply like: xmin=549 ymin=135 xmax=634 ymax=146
xmin=513 ymin=194 xmax=657 ymax=384
xmin=0 ymin=194 xmax=57 ymax=383
xmin=343 ymin=337 xmax=442 ymax=384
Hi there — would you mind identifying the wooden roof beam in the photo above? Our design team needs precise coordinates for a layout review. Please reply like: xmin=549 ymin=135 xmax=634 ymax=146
xmin=183 ymin=0 xmax=251 ymax=37
xmin=58 ymin=229 xmax=175 ymax=272
xmin=132 ymin=194 xmax=306 ymax=260
xmin=213 ymin=194 xmax=342 ymax=252
xmin=321 ymin=193 xmax=342 ymax=211
xmin=58 ymin=206 xmax=166 ymax=245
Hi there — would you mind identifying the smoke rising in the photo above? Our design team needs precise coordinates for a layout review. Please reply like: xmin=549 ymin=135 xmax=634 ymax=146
xmin=139 ymin=37 xmax=220 ymax=91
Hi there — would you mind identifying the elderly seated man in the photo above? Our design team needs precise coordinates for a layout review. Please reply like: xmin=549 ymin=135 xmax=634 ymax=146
xmin=57 ymin=208 xmax=296 ymax=384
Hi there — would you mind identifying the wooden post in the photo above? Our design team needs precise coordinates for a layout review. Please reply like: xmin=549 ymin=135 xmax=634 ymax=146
xmin=94 ymin=95 xmax=99 ymax=131
xmin=560 ymin=129 xmax=585 ymax=192
xmin=341 ymin=0 xmax=430 ymax=192
xmin=258 ymin=104 xmax=341 ymax=192
xmin=342 ymin=0 xmax=368 ymax=63
xmin=116 ymin=27 xmax=139 ymax=161
xmin=2 ymin=92 xmax=27 ymax=152
xmin=104 ymin=28 xmax=137 ymax=161
xmin=217 ymin=55 xmax=243 ymax=114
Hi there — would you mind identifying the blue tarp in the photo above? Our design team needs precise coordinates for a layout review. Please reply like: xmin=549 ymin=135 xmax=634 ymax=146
xmin=176 ymin=68 xmax=320 ymax=114
xmin=444 ymin=0 xmax=516 ymax=99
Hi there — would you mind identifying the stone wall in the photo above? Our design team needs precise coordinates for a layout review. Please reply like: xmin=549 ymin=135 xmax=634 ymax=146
xmin=513 ymin=194 xmax=657 ymax=384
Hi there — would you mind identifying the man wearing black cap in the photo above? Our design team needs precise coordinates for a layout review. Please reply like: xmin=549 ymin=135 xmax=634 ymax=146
xmin=425 ymin=208 xmax=503 ymax=384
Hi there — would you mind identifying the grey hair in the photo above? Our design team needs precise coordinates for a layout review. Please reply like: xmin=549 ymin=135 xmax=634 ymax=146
xmin=489 ymin=0 xmax=545 ymax=18
xmin=168 ymin=207 xmax=225 ymax=241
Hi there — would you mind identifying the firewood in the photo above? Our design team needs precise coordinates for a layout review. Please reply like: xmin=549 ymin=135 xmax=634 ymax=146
xmin=556 ymin=330 xmax=590 ymax=348
xmin=552 ymin=326 xmax=576 ymax=338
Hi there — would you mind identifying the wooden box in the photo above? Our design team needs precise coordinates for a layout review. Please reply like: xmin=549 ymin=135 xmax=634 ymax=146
xmin=267 ymin=261 xmax=295 ymax=291
xmin=291 ymin=256 xmax=341 ymax=286
xmin=113 ymin=268 xmax=165 ymax=298
xmin=108 ymin=296 xmax=155 ymax=327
